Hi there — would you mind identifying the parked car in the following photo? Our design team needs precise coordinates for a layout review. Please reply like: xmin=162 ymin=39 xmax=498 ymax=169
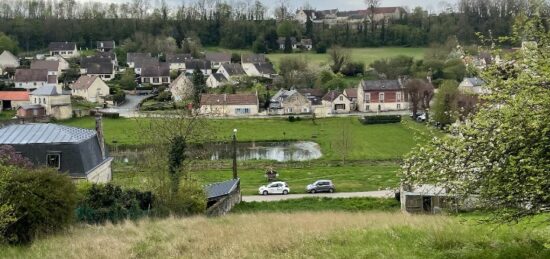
xmin=306 ymin=180 xmax=335 ymax=193
xmin=410 ymin=112 xmax=427 ymax=122
xmin=258 ymin=181 xmax=290 ymax=195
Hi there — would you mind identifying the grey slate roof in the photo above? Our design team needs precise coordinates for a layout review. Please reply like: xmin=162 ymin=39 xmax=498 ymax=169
xmin=48 ymin=42 xmax=76 ymax=51
xmin=127 ymin=52 xmax=152 ymax=63
xmin=30 ymin=85 xmax=59 ymax=96
xmin=204 ymin=178 xmax=240 ymax=200
xmin=30 ymin=60 xmax=60 ymax=72
xmin=15 ymin=69 xmax=48 ymax=82
xmin=463 ymin=77 xmax=485 ymax=86
xmin=241 ymin=54 xmax=265 ymax=63
xmin=360 ymin=80 xmax=403 ymax=91
xmin=205 ymin=52 xmax=231 ymax=63
xmin=211 ymin=73 xmax=227 ymax=82
xmin=97 ymin=41 xmax=115 ymax=49
xmin=220 ymin=63 xmax=245 ymax=76
xmin=253 ymin=63 xmax=276 ymax=75
xmin=0 ymin=124 xmax=97 ymax=144
xmin=86 ymin=62 xmax=114 ymax=74
xmin=166 ymin=53 xmax=192 ymax=63
xmin=141 ymin=63 xmax=170 ymax=77
xmin=81 ymin=56 xmax=112 ymax=66
xmin=185 ymin=59 xmax=211 ymax=70
xmin=18 ymin=104 xmax=44 ymax=110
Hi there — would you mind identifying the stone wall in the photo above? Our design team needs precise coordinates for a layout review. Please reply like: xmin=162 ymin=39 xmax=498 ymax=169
xmin=206 ymin=189 xmax=241 ymax=217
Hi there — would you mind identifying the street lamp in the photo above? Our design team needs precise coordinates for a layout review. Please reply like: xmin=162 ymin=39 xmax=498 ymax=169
xmin=232 ymin=128 xmax=238 ymax=179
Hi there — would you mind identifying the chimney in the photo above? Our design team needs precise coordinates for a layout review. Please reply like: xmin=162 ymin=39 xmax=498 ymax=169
xmin=95 ymin=113 xmax=106 ymax=160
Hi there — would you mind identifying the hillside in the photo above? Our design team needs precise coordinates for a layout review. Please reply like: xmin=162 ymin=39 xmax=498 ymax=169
xmin=2 ymin=212 xmax=548 ymax=259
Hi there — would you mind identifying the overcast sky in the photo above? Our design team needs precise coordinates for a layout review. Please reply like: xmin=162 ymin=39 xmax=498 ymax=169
xmin=81 ymin=0 xmax=459 ymax=12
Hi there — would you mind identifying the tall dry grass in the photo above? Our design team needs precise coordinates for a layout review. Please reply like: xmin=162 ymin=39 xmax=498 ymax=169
xmin=1 ymin=212 xmax=548 ymax=259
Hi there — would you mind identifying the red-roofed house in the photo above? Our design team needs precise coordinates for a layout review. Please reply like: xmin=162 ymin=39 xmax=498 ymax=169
xmin=199 ymin=93 xmax=259 ymax=116
xmin=0 ymin=91 xmax=30 ymax=110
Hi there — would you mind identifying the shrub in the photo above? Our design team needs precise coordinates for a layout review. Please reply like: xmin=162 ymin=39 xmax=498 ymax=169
xmin=76 ymin=184 xmax=153 ymax=224
xmin=0 ymin=166 xmax=77 ymax=244
xmin=341 ymin=62 xmax=365 ymax=77
xmin=360 ymin=115 xmax=402 ymax=124
xmin=316 ymin=42 xmax=327 ymax=53
xmin=156 ymin=91 xmax=172 ymax=102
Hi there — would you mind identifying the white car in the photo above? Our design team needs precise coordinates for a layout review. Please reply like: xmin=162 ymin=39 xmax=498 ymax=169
xmin=259 ymin=181 xmax=290 ymax=195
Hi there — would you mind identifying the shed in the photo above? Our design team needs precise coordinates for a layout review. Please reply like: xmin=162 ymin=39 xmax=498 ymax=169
xmin=204 ymin=178 xmax=241 ymax=216
xmin=400 ymin=184 xmax=457 ymax=214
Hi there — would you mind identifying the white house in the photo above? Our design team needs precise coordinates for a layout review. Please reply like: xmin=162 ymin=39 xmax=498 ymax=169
xmin=459 ymin=77 xmax=489 ymax=94
xmin=29 ymin=85 xmax=72 ymax=120
xmin=356 ymin=80 xmax=409 ymax=112
xmin=97 ymin=41 xmax=115 ymax=52
xmin=141 ymin=63 xmax=171 ymax=86
xmin=321 ymin=90 xmax=352 ymax=114
xmin=48 ymin=42 xmax=79 ymax=59
xmin=206 ymin=73 xmax=228 ymax=88
xmin=242 ymin=63 xmax=277 ymax=78
xmin=45 ymin=55 xmax=70 ymax=71
xmin=71 ymin=75 xmax=110 ymax=103
xmin=217 ymin=63 xmax=246 ymax=83
xmin=0 ymin=50 xmax=19 ymax=74
xmin=268 ymin=89 xmax=311 ymax=115
xmin=200 ymin=93 xmax=259 ymax=116
xmin=185 ymin=59 xmax=212 ymax=75
xmin=166 ymin=53 xmax=192 ymax=71
xmin=205 ymin=52 xmax=231 ymax=70
xmin=14 ymin=69 xmax=56 ymax=91
xmin=169 ymin=73 xmax=194 ymax=102
xmin=126 ymin=52 xmax=151 ymax=68
xmin=30 ymin=60 xmax=61 ymax=76
xmin=80 ymin=57 xmax=115 ymax=81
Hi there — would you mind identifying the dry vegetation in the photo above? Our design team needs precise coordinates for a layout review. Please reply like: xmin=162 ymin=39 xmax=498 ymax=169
xmin=1 ymin=212 xmax=548 ymax=259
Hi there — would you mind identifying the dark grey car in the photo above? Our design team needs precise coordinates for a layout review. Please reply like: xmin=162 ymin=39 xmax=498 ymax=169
xmin=306 ymin=180 xmax=335 ymax=193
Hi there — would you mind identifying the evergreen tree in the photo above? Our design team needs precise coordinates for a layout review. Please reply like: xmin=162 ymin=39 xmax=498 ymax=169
xmin=192 ymin=70 xmax=206 ymax=107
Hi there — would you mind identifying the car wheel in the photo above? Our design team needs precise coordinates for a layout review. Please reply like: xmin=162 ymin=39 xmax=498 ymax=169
xmin=329 ymin=188 xmax=334 ymax=193
xmin=283 ymin=190 xmax=288 ymax=195
xmin=311 ymin=189 xmax=316 ymax=194
xmin=262 ymin=190 xmax=268 ymax=195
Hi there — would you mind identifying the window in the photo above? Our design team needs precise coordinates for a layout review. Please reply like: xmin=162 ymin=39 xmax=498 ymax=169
xmin=339 ymin=96 xmax=343 ymax=101
xmin=379 ymin=92 xmax=385 ymax=103
xmin=396 ymin=92 xmax=402 ymax=102
xmin=365 ymin=105 xmax=370 ymax=111
xmin=287 ymin=108 xmax=293 ymax=113
xmin=397 ymin=103 xmax=401 ymax=109
xmin=143 ymin=78 xmax=150 ymax=83
xmin=235 ymin=108 xmax=250 ymax=114
xmin=153 ymin=78 xmax=159 ymax=83
xmin=104 ymin=75 xmax=111 ymax=79
xmin=38 ymin=98 xmax=41 ymax=104
xmin=365 ymin=93 xmax=371 ymax=103
xmin=46 ymin=152 xmax=61 ymax=169
xmin=33 ymin=82 xmax=37 ymax=86
xmin=162 ymin=77 xmax=169 ymax=83
xmin=43 ymin=98 xmax=46 ymax=104
xmin=335 ymin=104 xmax=346 ymax=110
xmin=302 ymin=108 xmax=309 ymax=113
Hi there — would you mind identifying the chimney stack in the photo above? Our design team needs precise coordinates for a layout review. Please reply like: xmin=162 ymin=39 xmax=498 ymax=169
xmin=95 ymin=113 xmax=106 ymax=160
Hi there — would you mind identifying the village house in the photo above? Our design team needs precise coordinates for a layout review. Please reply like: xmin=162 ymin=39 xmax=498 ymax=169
xmin=166 ymin=53 xmax=192 ymax=71
xmin=217 ymin=63 xmax=246 ymax=83
xmin=80 ymin=57 xmax=115 ymax=81
xmin=322 ymin=90 xmax=352 ymax=114
xmin=295 ymin=9 xmax=338 ymax=24
xmin=277 ymin=37 xmax=299 ymax=50
xmin=301 ymin=39 xmax=313 ymax=50
xmin=31 ymin=60 xmax=61 ymax=76
xmin=45 ymin=55 xmax=70 ymax=71
xmin=0 ymin=91 xmax=30 ymax=110
xmin=268 ymin=89 xmax=311 ymax=115
xmin=243 ymin=62 xmax=277 ymax=78
xmin=92 ymin=51 xmax=118 ymax=68
xmin=0 ymin=123 xmax=112 ymax=183
xmin=200 ymin=93 xmax=259 ymax=116
xmin=344 ymin=88 xmax=358 ymax=111
xmin=48 ymin=42 xmax=79 ymax=59
xmin=295 ymin=7 xmax=406 ymax=27
xmin=206 ymin=73 xmax=228 ymax=88
xmin=241 ymin=53 xmax=266 ymax=64
xmin=29 ymin=85 xmax=72 ymax=120
xmin=459 ymin=77 xmax=489 ymax=95
xmin=71 ymin=75 xmax=110 ymax=103
xmin=96 ymin=41 xmax=115 ymax=52
xmin=126 ymin=52 xmax=152 ymax=68
xmin=141 ymin=63 xmax=170 ymax=85
xmin=356 ymin=79 xmax=409 ymax=112
xmin=298 ymin=88 xmax=327 ymax=116
xmin=169 ymin=73 xmax=194 ymax=102
xmin=0 ymin=50 xmax=19 ymax=75
xmin=205 ymin=52 xmax=231 ymax=70
xmin=14 ymin=69 xmax=57 ymax=91
xmin=184 ymin=59 xmax=212 ymax=75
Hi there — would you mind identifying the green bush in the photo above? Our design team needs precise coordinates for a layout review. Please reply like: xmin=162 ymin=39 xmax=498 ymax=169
xmin=360 ymin=115 xmax=402 ymax=125
xmin=0 ymin=166 xmax=77 ymax=244
xmin=288 ymin=116 xmax=302 ymax=122
xmin=76 ymin=184 xmax=153 ymax=224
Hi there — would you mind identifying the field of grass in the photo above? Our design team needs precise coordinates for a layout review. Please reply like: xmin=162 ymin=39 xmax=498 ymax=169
xmin=62 ymin=117 xmax=433 ymax=161
xmin=233 ymin=197 xmax=399 ymax=213
xmin=0 ymin=110 xmax=16 ymax=121
xmin=113 ymin=164 xmax=400 ymax=195
xmin=2 ymin=212 xmax=547 ymax=258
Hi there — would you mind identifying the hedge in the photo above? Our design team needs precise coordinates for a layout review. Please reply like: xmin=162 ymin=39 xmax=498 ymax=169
xmin=359 ymin=115 xmax=402 ymax=124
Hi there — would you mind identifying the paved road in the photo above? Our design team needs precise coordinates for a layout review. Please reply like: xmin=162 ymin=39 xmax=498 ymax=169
xmin=241 ymin=190 xmax=395 ymax=202
xmin=100 ymin=94 xmax=152 ymax=117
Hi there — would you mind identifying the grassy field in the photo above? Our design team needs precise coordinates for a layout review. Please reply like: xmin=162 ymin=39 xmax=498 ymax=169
xmin=204 ymin=47 xmax=426 ymax=69
xmin=62 ymin=117 xmax=433 ymax=161
xmin=233 ymin=197 xmax=399 ymax=213
xmin=113 ymin=164 xmax=400 ymax=195
xmin=2 ymin=212 xmax=547 ymax=258
xmin=0 ymin=110 xmax=16 ymax=121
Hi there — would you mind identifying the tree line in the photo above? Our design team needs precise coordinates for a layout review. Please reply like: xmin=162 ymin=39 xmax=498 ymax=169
xmin=0 ymin=0 xmax=546 ymax=53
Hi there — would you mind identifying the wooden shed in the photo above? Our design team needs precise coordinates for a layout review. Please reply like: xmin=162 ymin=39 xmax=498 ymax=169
xmin=400 ymin=184 xmax=457 ymax=214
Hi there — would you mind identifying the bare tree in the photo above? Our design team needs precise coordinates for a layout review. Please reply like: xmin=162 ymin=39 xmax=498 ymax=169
xmin=364 ymin=0 xmax=381 ymax=32
xmin=332 ymin=118 xmax=353 ymax=165
xmin=274 ymin=0 xmax=290 ymax=21
xmin=328 ymin=46 xmax=351 ymax=73
xmin=404 ymin=79 xmax=433 ymax=117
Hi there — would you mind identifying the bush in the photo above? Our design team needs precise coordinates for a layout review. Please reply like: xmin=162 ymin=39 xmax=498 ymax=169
xmin=360 ymin=115 xmax=402 ymax=124
xmin=76 ymin=184 xmax=153 ymax=224
xmin=288 ymin=116 xmax=301 ymax=122
xmin=341 ymin=62 xmax=365 ymax=77
xmin=156 ymin=91 xmax=172 ymax=102
xmin=0 ymin=166 xmax=77 ymax=244
xmin=316 ymin=42 xmax=327 ymax=53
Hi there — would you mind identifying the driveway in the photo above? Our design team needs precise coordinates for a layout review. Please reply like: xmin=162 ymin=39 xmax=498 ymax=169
xmin=241 ymin=190 xmax=395 ymax=202
xmin=100 ymin=94 xmax=152 ymax=117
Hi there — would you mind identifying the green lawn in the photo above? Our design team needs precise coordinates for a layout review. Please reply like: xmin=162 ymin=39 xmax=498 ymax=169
xmin=61 ymin=117 xmax=433 ymax=161
xmin=112 ymin=163 xmax=400 ymax=195
xmin=233 ymin=197 xmax=400 ymax=213
xmin=0 ymin=110 xmax=16 ymax=121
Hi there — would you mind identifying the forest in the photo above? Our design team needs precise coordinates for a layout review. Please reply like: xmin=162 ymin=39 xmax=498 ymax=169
xmin=0 ymin=0 xmax=546 ymax=54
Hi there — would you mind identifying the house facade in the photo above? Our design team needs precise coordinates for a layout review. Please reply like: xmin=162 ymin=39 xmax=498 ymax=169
xmin=184 ymin=59 xmax=212 ymax=75
xmin=45 ymin=55 xmax=70 ymax=71
xmin=97 ymin=41 xmax=115 ymax=52
xmin=268 ymin=89 xmax=311 ymax=115
xmin=141 ymin=63 xmax=170 ymax=85
xmin=71 ymin=75 xmax=110 ymax=103
xmin=200 ymin=93 xmax=259 ymax=116
xmin=48 ymin=42 xmax=79 ymax=59
xmin=205 ymin=52 xmax=231 ymax=70
xmin=166 ymin=53 xmax=192 ymax=71
xmin=127 ymin=52 xmax=152 ymax=68
xmin=0 ymin=123 xmax=112 ymax=183
xmin=16 ymin=104 xmax=46 ymax=119
xmin=217 ymin=63 xmax=246 ymax=83
xmin=31 ymin=60 xmax=61 ymax=76
xmin=459 ymin=77 xmax=488 ymax=94
xmin=242 ymin=63 xmax=276 ymax=78
xmin=322 ymin=90 xmax=352 ymax=114
xmin=206 ymin=73 xmax=228 ymax=88
xmin=170 ymin=73 xmax=194 ymax=102
xmin=29 ymin=85 xmax=72 ymax=120
xmin=80 ymin=58 xmax=115 ymax=81
xmin=0 ymin=50 xmax=19 ymax=74
xmin=14 ymin=69 xmax=53 ymax=90
xmin=356 ymin=80 xmax=409 ymax=112
xmin=0 ymin=91 xmax=30 ymax=110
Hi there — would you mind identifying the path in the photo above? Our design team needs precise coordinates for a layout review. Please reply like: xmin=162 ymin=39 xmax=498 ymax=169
xmin=241 ymin=190 xmax=395 ymax=202
xmin=100 ymin=94 xmax=152 ymax=117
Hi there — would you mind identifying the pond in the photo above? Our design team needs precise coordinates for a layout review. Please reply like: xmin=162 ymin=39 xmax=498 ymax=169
xmin=112 ymin=141 xmax=322 ymax=163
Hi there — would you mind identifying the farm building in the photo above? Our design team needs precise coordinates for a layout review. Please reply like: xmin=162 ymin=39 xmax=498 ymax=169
xmin=400 ymin=184 xmax=457 ymax=214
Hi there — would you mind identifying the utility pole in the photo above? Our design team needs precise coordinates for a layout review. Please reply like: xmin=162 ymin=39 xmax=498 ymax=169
xmin=232 ymin=128 xmax=238 ymax=179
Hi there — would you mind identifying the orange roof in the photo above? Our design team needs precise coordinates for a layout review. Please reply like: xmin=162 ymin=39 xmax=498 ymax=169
xmin=0 ymin=91 xmax=30 ymax=101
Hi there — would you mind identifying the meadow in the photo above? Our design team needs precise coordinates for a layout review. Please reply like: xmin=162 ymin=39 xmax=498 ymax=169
xmin=233 ymin=197 xmax=400 ymax=213
xmin=1 ymin=212 xmax=547 ymax=258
